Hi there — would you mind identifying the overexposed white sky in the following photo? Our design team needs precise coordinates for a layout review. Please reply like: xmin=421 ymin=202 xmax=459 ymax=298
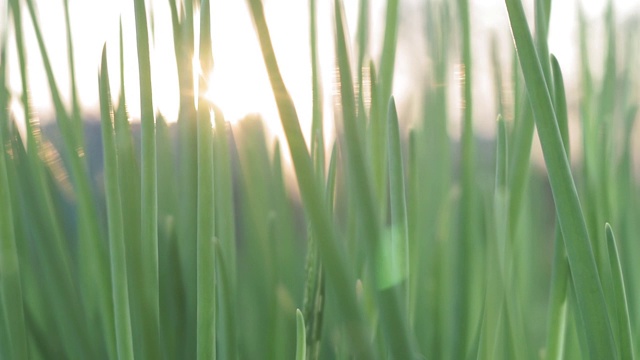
xmin=1 ymin=0 xmax=638 ymax=142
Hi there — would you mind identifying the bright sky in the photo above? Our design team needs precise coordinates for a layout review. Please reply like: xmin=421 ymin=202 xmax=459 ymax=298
xmin=1 ymin=0 xmax=639 ymax=141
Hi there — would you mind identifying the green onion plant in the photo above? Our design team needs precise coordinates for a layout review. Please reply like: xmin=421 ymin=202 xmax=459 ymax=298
xmin=0 ymin=0 xmax=638 ymax=358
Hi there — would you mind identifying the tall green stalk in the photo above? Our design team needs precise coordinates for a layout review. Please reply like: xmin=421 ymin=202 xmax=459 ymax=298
xmin=99 ymin=47 xmax=135 ymax=360
xmin=197 ymin=1 xmax=216 ymax=359
xmin=454 ymin=0 xmax=475 ymax=356
xmin=213 ymin=107 xmax=237 ymax=360
xmin=167 ymin=0 xmax=198 ymax=355
xmin=296 ymin=309 xmax=307 ymax=360
xmin=132 ymin=0 xmax=161 ymax=356
xmin=605 ymin=224 xmax=634 ymax=360
xmin=544 ymin=54 xmax=571 ymax=360
xmin=387 ymin=98 xmax=409 ymax=309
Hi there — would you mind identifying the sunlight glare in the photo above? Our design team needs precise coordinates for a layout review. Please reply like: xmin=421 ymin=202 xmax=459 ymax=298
xmin=203 ymin=66 xmax=276 ymax=128
xmin=9 ymin=98 xmax=27 ymax=148
xmin=192 ymin=57 xmax=202 ymax=110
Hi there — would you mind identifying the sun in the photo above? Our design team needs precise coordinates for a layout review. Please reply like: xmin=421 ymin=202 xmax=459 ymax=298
xmin=121 ymin=0 xmax=316 ymax=142
xmin=197 ymin=0 xmax=313 ymax=139
xmin=201 ymin=64 xmax=275 ymax=127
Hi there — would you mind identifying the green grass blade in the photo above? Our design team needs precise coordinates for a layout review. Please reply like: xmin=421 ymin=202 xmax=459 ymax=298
xmin=387 ymin=97 xmax=409 ymax=300
xmin=24 ymin=0 xmax=76 ymax=143
xmin=117 ymin=18 xmax=129 ymax=116
xmin=491 ymin=34 xmax=505 ymax=117
xmin=367 ymin=61 xmax=387 ymax=206
xmin=377 ymin=0 xmax=399 ymax=117
xmin=546 ymin=225 xmax=571 ymax=360
xmin=304 ymin=3 xmax=327 ymax=357
xmin=605 ymin=224 xmax=635 ymax=360
xmin=155 ymin=112 xmax=181 ymax=358
xmin=296 ymin=309 xmax=306 ymax=360
xmin=594 ymin=4 xmax=617 ymax=272
xmin=99 ymin=46 xmax=135 ymax=360
xmin=210 ymin=233 xmax=234 ymax=360
xmin=371 ymin=0 xmax=396 ymax=204
xmin=495 ymin=115 xmax=508 ymax=192
xmin=507 ymin=82 xmax=534 ymax=238
xmin=535 ymin=0 xmax=552 ymax=92
xmin=233 ymin=121 xmax=284 ymax=358
xmin=455 ymin=0 xmax=476 ymax=355
xmin=482 ymin=117 xmax=515 ymax=358
xmin=599 ymin=3 xmax=616 ymax=124
xmin=302 ymin=225 xmax=325 ymax=360
xmin=115 ymin=20 xmax=148 ymax=360
xmin=116 ymin=17 xmax=143 ymax=285
xmin=545 ymin=242 xmax=570 ymax=360
xmin=504 ymin=0 xmax=617 ymax=358
xmin=371 ymin=0 xmax=398 ymax=207
xmin=550 ymin=55 xmax=568 ymax=151
xmin=545 ymin=53 xmax=571 ymax=360
xmin=213 ymin=107 xmax=237 ymax=360
xmin=334 ymin=0 xmax=378 ymax=277
xmin=62 ymin=0 xmax=83 ymax=139
xmin=326 ymin=142 xmax=338 ymax=205
xmin=309 ymin=0 xmax=324 ymax=179
xmin=356 ymin=0 xmax=369 ymax=82
xmin=168 ymin=1 xmax=198 ymax=354
xmin=495 ymin=115 xmax=508 ymax=271
xmin=271 ymin=141 xmax=300 ymax=359
xmin=355 ymin=0 xmax=369 ymax=148
xmin=132 ymin=0 xmax=162 ymax=355
xmin=301 ymin=144 xmax=340 ymax=360
xmin=507 ymin=0 xmax=552 ymax=239
xmin=197 ymin=1 xmax=216 ymax=359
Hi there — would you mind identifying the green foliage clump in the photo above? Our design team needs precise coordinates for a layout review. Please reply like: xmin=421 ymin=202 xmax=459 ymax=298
xmin=0 ymin=0 xmax=638 ymax=359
